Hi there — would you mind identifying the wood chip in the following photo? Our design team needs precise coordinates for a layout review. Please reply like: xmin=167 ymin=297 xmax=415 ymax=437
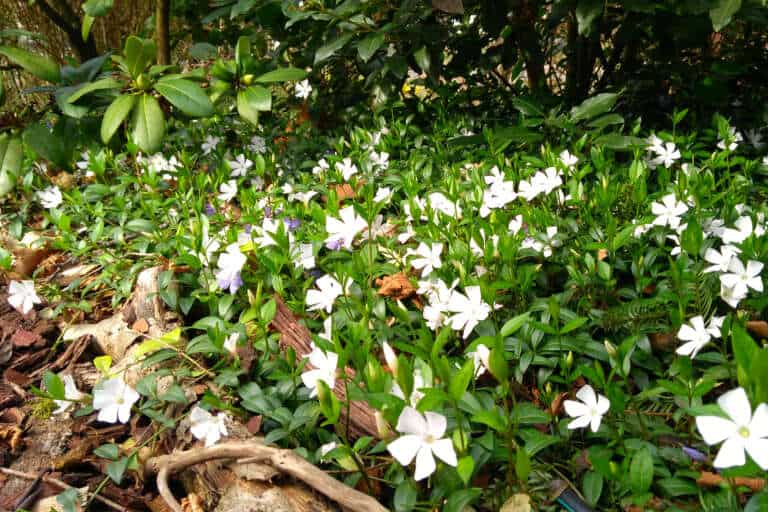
xmin=375 ymin=273 xmax=416 ymax=301
xmin=132 ymin=318 xmax=150 ymax=333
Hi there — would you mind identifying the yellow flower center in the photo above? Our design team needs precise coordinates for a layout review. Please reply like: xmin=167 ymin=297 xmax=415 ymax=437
xmin=739 ymin=426 xmax=750 ymax=438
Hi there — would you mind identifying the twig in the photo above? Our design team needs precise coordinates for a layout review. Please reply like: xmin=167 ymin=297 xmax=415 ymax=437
xmin=697 ymin=471 xmax=766 ymax=492
xmin=146 ymin=441 xmax=387 ymax=512
xmin=0 ymin=467 xmax=128 ymax=512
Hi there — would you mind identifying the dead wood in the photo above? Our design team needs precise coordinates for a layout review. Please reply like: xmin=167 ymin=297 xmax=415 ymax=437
xmin=146 ymin=442 xmax=387 ymax=512
xmin=271 ymin=296 xmax=380 ymax=440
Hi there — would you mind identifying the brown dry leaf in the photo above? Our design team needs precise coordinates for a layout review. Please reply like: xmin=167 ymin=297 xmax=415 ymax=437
xmin=748 ymin=320 xmax=768 ymax=340
xmin=132 ymin=318 xmax=150 ymax=333
xmin=0 ymin=424 xmax=23 ymax=452
xmin=147 ymin=495 xmax=176 ymax=512
xmin=650 ymin=331 xmax=676 ymax=352
xmin=181 ymin=492 xmax=206 ymax=512
xmin=375 ymin=273 xmax=417 ymax=301
xmin=697 ymin=471 xmax=765 ymax=492
xmin=4 ymin=368 xmax=31 ymax=387
xmin=11 ymin=329 xmax=42 ymax=348
xmin=49 ymin=172 xmax=75 ymax=189
xmin=333 ymin=183 xmax=356 ymax=201
xmin=12 ymin=247 xmax=51 ymax=277
xmin=549 ymin=391 xmax=568 ymax=416
xmin=246 ymin=415 xmax=263 ymax=435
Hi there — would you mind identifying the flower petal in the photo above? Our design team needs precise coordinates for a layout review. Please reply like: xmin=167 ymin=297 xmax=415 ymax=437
xmin=414 ymin=445 xmax=436 ymax=481
xmin=430 ymin=438 xmax=457 ymax=467
xmin=746 ymin=438 xmax=768 ymax=470
xmin=396 ymin=406 xmax=427 ymax=436
xmin=424 ymin=411 xmax=447 ymax=439
xmin=713 ymin=437 xmax=746 ymax=468
xmin=718 ymin=388 xmax=753 ymax=426
xmin=387 ymin=435 xmax=422 ymax=466
xmin=563 ymin=400 xmax=590 ymax=419
xmin=576 ymin=385 xmax=597 ymax=408
xmin=696 ymin=416 xmax=737 ymax=445
xmin=567 ymin=414 xmax=592 ymax=430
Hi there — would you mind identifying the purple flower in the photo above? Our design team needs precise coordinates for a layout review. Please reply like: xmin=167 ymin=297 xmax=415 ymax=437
xmin=682 ymin=446 xmax=707 ymax=462
xmin=217 ymin=271 xmax=243 ymax=294
xmin=325 ymin=238 xmax=343 ymax=251
xmin=244 ymin=224 xmax=252 ymax=234
xmin=285 ymin=218 xmax=301 ymax=231
xmin=204 ymin=203 xmax=216 ymax=216
xmin=309 ymin=269 xmax=324 ymax=279
xmin=264 ymin=206 xmax=273 ymax=218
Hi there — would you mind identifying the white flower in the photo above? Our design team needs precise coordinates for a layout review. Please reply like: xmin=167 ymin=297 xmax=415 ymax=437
xmin=306 ymin=274 xmax=345 ymax=313
xmin=217 ymin=180 xmax=238 ymax=202
xmin=201 ymin=135 xmax=220 ymax=155
xmin=720 ymin=282 xmax=748 ymax=308
xmin=676 ymin=316 xmax=716 ymax=359
xmin=745 ymin=129 xmax=765 ymax=151
xmin=215 ymin=242 xmax=247 ymax=294
xmin=223 ymin=333 xmax=239 ymax=355
xmin=92 ymin=377 xmax=140 ymax=424
xmin=406 ymin=242 xmax=443 ymax=277
xmin=468 ymin=344 xmax=491 ymax=377
xmin=325 ymin=206 xmax=367 ymax=250
xmin=508 ymin=215 xmax=524 ymax=235
xmin=704 ymin=245 xmax=740 ymax=273
xmin=374 ymin=186 xmax=393 ymax=204
xmin=312 ymin=158 xmax=330 ymax=175
xmin=649 ymin=142 xmax=681 ymax=168
xmin=335 ymin=158 xmax=358 ymax=181
xmin=37 ymin=186 xmax=63 ymax=209
xmin=53 ymin=374 xmax=86 ymax=415
xmin=301 ymin=346 xmax=338 ymax=397
xmin=320 ymin=442 xmax=338 ymax=457
xmin=564 ymin=385 xmax=610 ymax=432
xmin=696 ymin=387 xmax=768 ymax=469
xmin=8 ymin=280 xmax=41 ymax=315
xmin=190 ymin=405 xmax=229 ymax=447
xmin=717 ymin=127 xmax=743 ymax=151
xmin=446 ymin=286 xmax=491 ymax=339
xmin=392 ymin=368 xmax=427 ymax=406
xmin=531 ymin=167 xmax=563 ymax=195
xmin=517 ymin=178 xmax=544 ymax=202
xmin=651 ymin=194 xmax=688 ymax=229
xmin=721 ymin=216 xmax=754 ymax=244
xmin=288 ymin=189 xmax=318 ymax=207
xmin=292 ymin=242 xmax=315 ymax=270
xmin=559 ymin=150 xmax=578 ymax=170
xmin=196 ymin=223 xmax=221 ymax=267
xmin=248 ymin=135 xmax=267 ymax=154
xmin=387 ymin=407 xmax=457 ymax=481
xmin=228 ymin=154 xmax=253 ymax=177
xmin=480 ymin=167 xmax=516 ymax=217
xmin=428 ymin=192 xmax=462 ymax=218
xmin=369 ymin=151 xmax=389 ymax=170
xmin=295 ymin=79 xmax=312 ymax=100
xmin=720 ymin=258 xmax=764 ymax=297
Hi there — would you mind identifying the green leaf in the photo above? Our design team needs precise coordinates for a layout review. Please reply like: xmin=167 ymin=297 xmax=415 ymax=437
xmin=125 ymin=218 xmax=155 ymax=233
xmin=456 ymin=455 xmax=474 ymax=485
xmin=81 ymin=14 xmax=95 ymax=41
xmin=515 ymin=447 xmax=531 ymax=483
xmin=414 ymin=46 xmax=430 ymax=73
xmin=357 ymin=32 xmax=384 ymax=62
xmin=449 ymin=359 xmax=474 ymax=401
xmin=314 ymin=33 xmax=354 ymax=64
xmin=93 ymin=443 xmax=119 ymax=460
xmin=394 ymin=480 xmax=417 ymax=511
xmin=131 ymin=93 xmax=165 ymax=153
xmin=107 ymin=455 xmax=132 ymax=484
xmin=472 ymin=408 xmax=509 ymax=432
xmin=23 ymin=122 xmax=71 ymax=167
xmin=123 ymin=36 xmax=156 ymax=79
xmin=43 ymin=371 xmax=65 ymax=400
xmin=155 ymin=77 xmax=214 ymax=117
xmin=593 ymin=134 xmax=646 ymax=150
xmin=629 ymin=447 xmax=654 ymax=493
xmin=501 ymin=313 xmax=530 ymax=337
xmin=711 ymin=0 xmax=741 ymax=31
xmin=94 ymin=355 xmax=112 ymax=375
xmin=235 ymin=36 xmax=251 ymax=71
xmin=745 ymin=491 xmax=768 ymax=512
xmin=576 ymin=0 xmax=603 ymax=36
xmin=0 ymin=72 xmax=5 ymax=106
xmin=260 ymin=299 xmax=277 ymax=323
xmin=237 ymin=85 xmax=271 ymax=125
xmin=101 ymin=94 xmax=136 ymax=144
xmin=56 ymin=488 xmax=80 ymax=512
xmin=732 ymin=323 xmax=759 ymax=379
xmin=159 ymin=384 xmax=188 ymax=404
xmin=582 ymin=471 xmax=603 ymax=506
xmin=0 ymin=134 xmax=20 ymax=197
xmin=83 ymin=0 xmax=115 ymax=17
xmin=444 ymin=489 xmax=481 ymax=512
xmin=254 ymin=67 xmax=307 ymax=83
xmin=67 ymin=77 xmax=122 ymax=103
xmin=0 ymin=45 xmax=60 ymax=83
xmin=570 ymin=93 xmax=619 ymax=123
xmin=134 ymin=327 xmax=182 ymax=358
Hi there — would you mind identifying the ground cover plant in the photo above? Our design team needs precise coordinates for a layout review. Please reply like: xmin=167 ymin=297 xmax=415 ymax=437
xmin=2 ymin=1 xmax=768 ymax=511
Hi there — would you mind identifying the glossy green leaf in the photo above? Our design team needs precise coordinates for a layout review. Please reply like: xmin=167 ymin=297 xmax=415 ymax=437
xmin=131 ymin=93 xmax=165 ymax=153
xmin=254 ymin=67 xmax=307 ymax=83
xmin=81 ymin=14 xmax=95 ymax=41
xmin=0 ymin=45 xmax=60 ymax=83
xmin=237 ymin=85 xmax=271 ymax=125
xmin=83 ymin=0 xmax=115 ymax=17
xmin=67 ymin=77 xmax=122 ymax=103
xmin=155 ymin=77 xmax=214 ymax=117
xmin=570 ymin=93 xmax=618 ymax=123
xmin=43 ymin=371 xmax=65 ymax=400
xmin=123 ymin=36 xmax=156 ymax=79
xmin=629 ymin=447 xmax=654 ymax=493
xmin=314 ymin=34 xmax=353 ymax=64
xmin=101 ymin=94 xmax=136 ymax=144
xmin=357 ymin=32 xmax=384 ymax=62
xmin=711 ymin=0 xmax=741 ymax=31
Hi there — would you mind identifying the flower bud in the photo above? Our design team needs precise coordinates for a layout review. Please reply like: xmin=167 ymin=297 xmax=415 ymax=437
xmin=375 ymin=411 xmax=394 ymax=439
xmin=604 ymin=340 xmax=618 ymax=359
xmin=566 ymin=351 xmax=573 ymax=369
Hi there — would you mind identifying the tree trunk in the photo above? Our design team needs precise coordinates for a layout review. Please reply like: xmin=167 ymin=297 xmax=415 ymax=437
xmin=34 ymin=0 xmax=98 ymax=62
xmin=156 ymin=0 xmax=171 ymax=65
